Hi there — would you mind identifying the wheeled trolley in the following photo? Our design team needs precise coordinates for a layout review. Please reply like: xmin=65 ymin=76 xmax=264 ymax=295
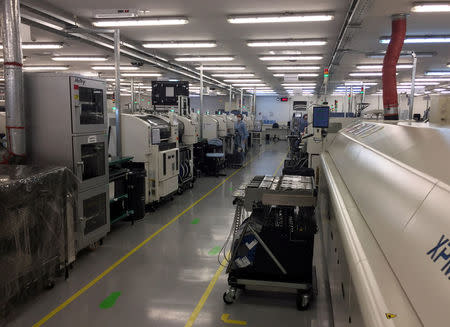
xmin=223 ymin=175 xmax=317 ymax=310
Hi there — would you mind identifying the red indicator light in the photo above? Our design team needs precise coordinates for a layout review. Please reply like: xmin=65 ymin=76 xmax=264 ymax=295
xmin=280 ymin=97 xmax=288 ymax=102
xmin=74 ymin=85 xmax=79 ymax=90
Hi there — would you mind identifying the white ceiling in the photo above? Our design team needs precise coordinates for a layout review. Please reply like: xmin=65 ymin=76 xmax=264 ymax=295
xmin=14 ymin=0 xmax=450 ymax=95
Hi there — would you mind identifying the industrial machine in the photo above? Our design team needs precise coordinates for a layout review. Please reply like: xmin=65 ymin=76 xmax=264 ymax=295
xmin=318 ymin=119 xmax=450 ymax=327
xmin=306 ymin=108 xmax=357 ymax=171
xmin=202 ymin=114 xmax=219 ymax=140
xmin=121 ymin=113 xmax=179 ymax=205
xmin=211 ymin=114 xmax=227 ymax=138
xmin=0 ymin=111 xmax=5 ymax=135
xmin=25 ymin=73 xmax=110 ymax=252
xmin=223 ymin=175 xmax=317 ymax=310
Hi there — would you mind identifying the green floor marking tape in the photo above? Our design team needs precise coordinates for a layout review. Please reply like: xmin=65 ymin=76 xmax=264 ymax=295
xmin=100 ymin=292 xmax=121 ymax=309
xmin=208 ymin=246 xmax=221 ymax=256
xmin=191 ymin=218 xmax=200 ymax=225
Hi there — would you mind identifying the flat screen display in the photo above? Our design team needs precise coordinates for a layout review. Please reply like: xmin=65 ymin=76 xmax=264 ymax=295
xmin=313 ymin=106 xmax=330 ymax=128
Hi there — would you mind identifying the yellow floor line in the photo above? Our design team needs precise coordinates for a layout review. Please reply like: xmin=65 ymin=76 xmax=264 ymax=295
xmin=184 ymin=155 xmax=285 ymax=327
xmin=33 ymin=150 xmax=265 ymax=327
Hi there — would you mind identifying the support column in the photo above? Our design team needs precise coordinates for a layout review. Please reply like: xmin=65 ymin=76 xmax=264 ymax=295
xmin=114 ymin=28 xmax=122 ymax=157
xmin=409 ymin=52 xmax=417 ymax=120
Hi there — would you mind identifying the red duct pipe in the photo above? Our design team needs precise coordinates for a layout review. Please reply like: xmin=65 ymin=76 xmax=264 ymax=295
xmin=382 ymin=14 xmax=407 ymax=120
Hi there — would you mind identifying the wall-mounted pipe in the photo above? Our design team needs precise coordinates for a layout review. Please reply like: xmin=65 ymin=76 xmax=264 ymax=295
xmin=0 ymin=0 xmax=26 ymax=163
xmin=382 ymin=14 xmax=407 ymax=120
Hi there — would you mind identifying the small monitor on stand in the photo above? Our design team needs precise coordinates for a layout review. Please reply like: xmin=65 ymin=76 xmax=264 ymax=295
xmin=313 ymin=106 xmax=330 ymax=129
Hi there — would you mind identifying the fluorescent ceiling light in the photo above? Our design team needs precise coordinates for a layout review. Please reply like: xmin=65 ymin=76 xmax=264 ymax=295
xmin=122 ymin=72 xmax=162 ymax=77
xmin=282 ymin=83 xmax=316 ymax=86
xmin=175 ymin=56 xmax=234 ymax=62
xmin=247 ymin=39 xmax=327 ymax=47
xmin=211 ymin=73 xmax=255 ymax=77
xmin=93 ymin=17 xmax=188 ymax=27
xmin=259 ymin=55 xmax=323 ymax=61
xmin=79 ymin=72 xmax=99 ymax=77
xmin=228 ymin=13 xmax=334 ymax=24
xmin=415 ymin=78 xmax=450 ymax=82
xmin=426 ymin=71 xmax=450 ymax=76
xmin=411 ymin=2 xmax=450 ymax=12
xmin=400 ymin=81 xmax=439 ymax=85
xmin=344 ymin=81 xmax=378 ymax=86
xmin=366 ymin=51 xmax=435 ymax=58
xmin=356 ymin=64 xmax=413 ymax=70
xmin=284 ymin=86 xmax=315 ymax=89
xmin=143 ymin=41 xmax=216 ymax=48
xmin=267 ymin=66 xmax=320 ymax=71
xmin=92 ymin=65 xmax=140 ymax=71
xmin=273 ymin=73 xmax=319 ymax=77
xmin=23 ymin=65 xmax=69 ymax=71
xmin=232 ymin=83 xmax=266 ymax=86
xmin=241 ymin=87 xmax=272 ymax=90
xmin=380 ymin=35 xmax=450 ymax=44
xmin=349 ymin=72 xmax=383 ymax=77
xmin=448 ymin=63 xmax=450 ymax=68
xmin=104 ymin=78 xmax=126 ymax=82
xmin=0 ymin=42 xmax=64 ymax=50
xmin=196 ymin=66 xmax=245 ymax=71
xmin=223 ymin=79 xmax=261 ymax=83
xmin=52 ymin=56 xmax=108 ymax=62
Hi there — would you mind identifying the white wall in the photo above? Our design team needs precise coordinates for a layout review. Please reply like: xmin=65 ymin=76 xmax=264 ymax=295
xmin=189 ymin=95 xmax=252 ymax=114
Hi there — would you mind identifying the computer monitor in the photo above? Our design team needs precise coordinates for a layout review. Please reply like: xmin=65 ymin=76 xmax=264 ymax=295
xmin=313 ymin=106 xmax=330 ymax=128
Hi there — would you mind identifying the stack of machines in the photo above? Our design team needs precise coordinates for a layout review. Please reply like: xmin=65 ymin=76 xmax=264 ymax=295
xmin=202 ymin=114 xmax=219 ymax=140
xmin=25 ymin=73 xmax=110 ymax=252
xmin=223 ymin=175 xmax=317 ymax=310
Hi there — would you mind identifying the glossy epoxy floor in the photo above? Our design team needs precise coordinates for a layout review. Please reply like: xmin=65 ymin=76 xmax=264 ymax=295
xmin=8 ymin=142 xmax=332 ymax=327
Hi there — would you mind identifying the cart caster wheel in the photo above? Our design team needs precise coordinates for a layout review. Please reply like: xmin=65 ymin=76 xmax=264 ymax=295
xmin=170 ymin=196 xmax=175 ymax=201
xmin=189 ymin=182 xmax=194 ymax=189
xmin=223 ymin=291 xmax=235 ymax=305
xmin=296 ymin=292 xmax=311 ymax=311
xmin=177 ymin=188 xmax=183 ymax=195
xmin=45 ymin=279 xmax=55 ymax=290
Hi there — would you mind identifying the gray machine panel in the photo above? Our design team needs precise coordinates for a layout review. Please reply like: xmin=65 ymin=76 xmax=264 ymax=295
xmin=72 ymin=133 xmax=108 ymax=191
xmin=70 ymin=76 xmax=108 ymax=134
xmin=76 ymin=184 xmax=110 ymax=251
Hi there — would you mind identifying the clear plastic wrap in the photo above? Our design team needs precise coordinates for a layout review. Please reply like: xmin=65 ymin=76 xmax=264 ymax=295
xmin=0 ymin=165 xmax=77 ymax=318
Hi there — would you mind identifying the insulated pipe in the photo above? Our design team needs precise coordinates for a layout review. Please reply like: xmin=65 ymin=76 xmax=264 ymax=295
xmin=0 ymin=0 xmax=26 ymax=163
xmin=382 ymin=14 xmax=407 ymax=120
xmin=409 ymin=51 xmax=417 ymax=120
xmin=114 ymin=29 xmax=121 ymax=158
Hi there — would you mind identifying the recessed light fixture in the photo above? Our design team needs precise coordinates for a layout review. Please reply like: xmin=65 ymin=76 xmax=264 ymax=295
xmin=411 ymin=2 xmax=450 ymax=12
xmin=380 ymin=35 xmax=450 ymax=44
xmin=247 ymin=39 xmax=327 ymax=47
xmin=0 ymin=42 xmax=64 ymax=50
xmin=344 ymin=81 xmax=378 ymax=86
xmin=366 ymin=51 xmax=436 ymax=58
xmin=104 ymin=78 xmax=126 ymax=82
xmin=228 ymin=13 xmax=334 ymax=24
xmin=211 ymin=73 xmax=255 ymax=77
xmin=175 ymin=56 xmax=234 ymax=62
xmin=415 ymin=77 xmax=450 ymax=82
xmin=196 ymin=66 xmax=245 ymax=71
xmin=259 ymin=55 xmax=323 ymax=61
xmin=356 ymin=64 xmax=413 ymax=70
xmin=273 ymin=73 xmax=319 ymax=77
xmin=282 ymin=83 xmax=316 ymax=86
xmin=23 ymin=65 xmax=69 ymax=71
xmin=121 ymin=72 xmax=162 ymax=77
xmin=241 ymin=87 xmax=272 ymax=90
xmin=349 ymin=72 xmax=383 ymax=77
xmin=267 ymin=66 xmax=321 ymax=71
xmin=223 ymin=79 xmax=262 ymax=83
xmin=92 ymin=17 xmax=189 ymax=27
xmin=52 ymin=55 xmax=108 ymax=61
xmin=447 ymin=63 xmax=450 ymax=68
xmin=425 ymin=71 xmax=450 ymax=76
xmin=92 ymin=65 xmax=140 ymax=71
xmin=232 ymin=83 xmax=266 ymax=86
xmin=143 ymin=41 xmax=216 ymax=48
xmin=400 ymin=81 xmax=440 ymax=85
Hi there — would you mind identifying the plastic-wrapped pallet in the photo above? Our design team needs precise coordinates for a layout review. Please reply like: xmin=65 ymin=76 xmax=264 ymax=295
xmin=0 ymin=165 xmax=77 ymax=319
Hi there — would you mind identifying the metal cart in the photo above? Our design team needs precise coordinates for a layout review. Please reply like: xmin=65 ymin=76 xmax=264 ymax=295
xmin=223 ymin=175 xmax=317 ymax=310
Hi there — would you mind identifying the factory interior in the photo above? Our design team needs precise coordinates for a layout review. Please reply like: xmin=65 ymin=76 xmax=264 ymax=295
xmin=0 ymin=0 xmax=449 ymax=326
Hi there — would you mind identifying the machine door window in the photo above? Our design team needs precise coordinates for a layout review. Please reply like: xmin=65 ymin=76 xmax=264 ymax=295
xmin=83 ymin=192 xmax=107 ymax=235
xmin=81 ymin=142 xmax=106 ymax=181
xmin=79 ymin=87 xmax=105 ymax=125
